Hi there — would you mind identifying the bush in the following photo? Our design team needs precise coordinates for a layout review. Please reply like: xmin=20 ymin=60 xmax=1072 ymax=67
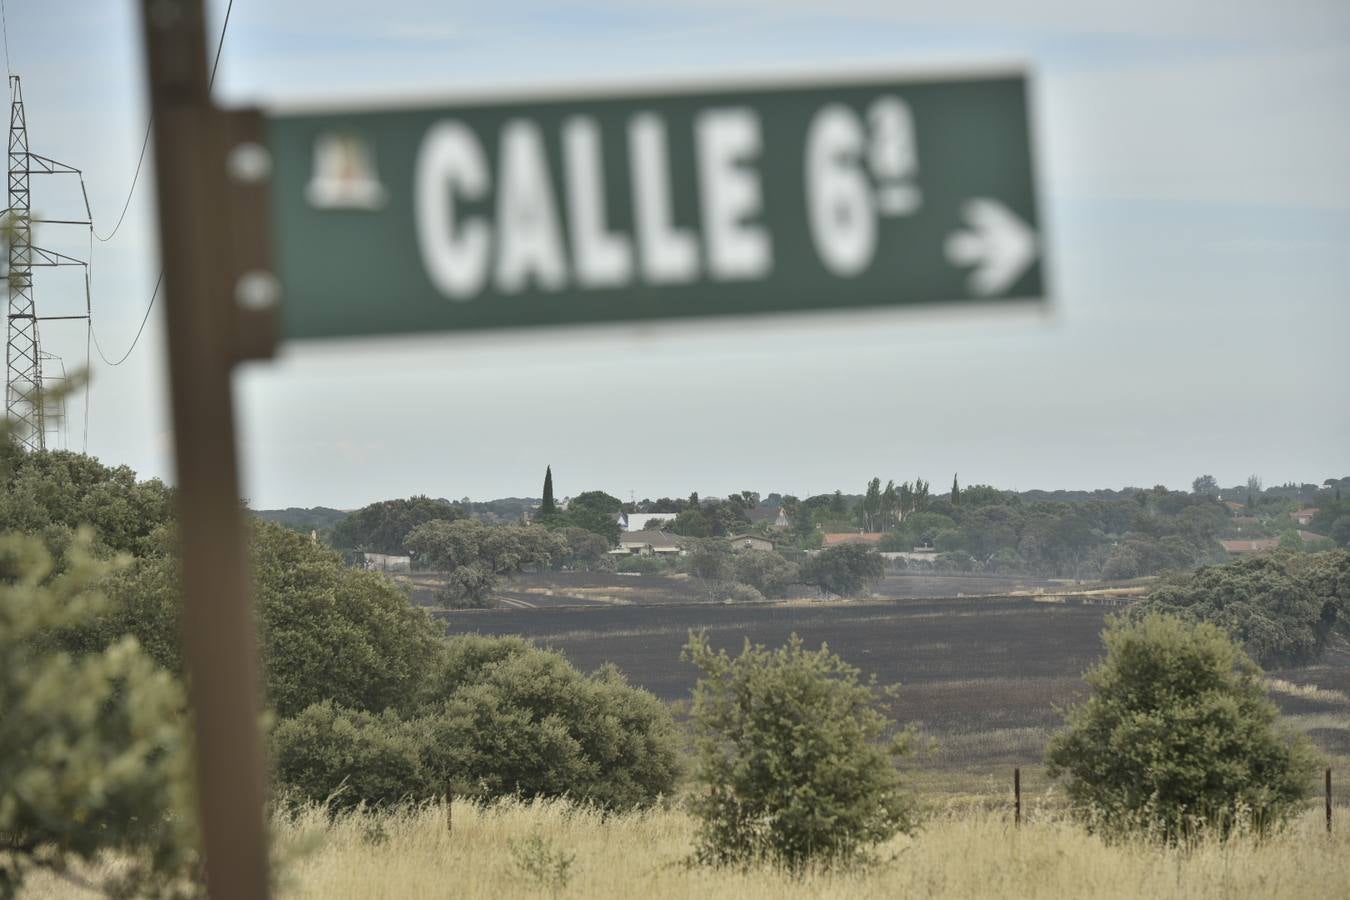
xmin=716 ymin=581 xmax=765 ymax=603
xmin=730 ymin=549 xmax=798 ymax=598
xmin=1134 ymin=550 xmax=1350 ymax=666
xmin=614 ymin=554 xmax=676 ymax=576
xmin=0 ymin=531 xmax=199 ymax=897
xmin=271 ymin=636 xmax=682 ymax=811
xmin=935 ymin=550 xmax=976 ymax=572
xmin=271 ymin=702 xmax=432 ymax=811
xmin=1045 ymin=614 xmax=1319 ymax=841
xmin=682 ymin=632 xmax=916 ymax=869
xmin=418 ymin=636 xmax=681 ymax=809
xmin=800 ymin=544 xmax=884 ymax=596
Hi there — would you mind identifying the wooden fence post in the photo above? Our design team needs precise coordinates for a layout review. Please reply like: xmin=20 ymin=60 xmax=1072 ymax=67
xmin=447 ymin=784 xmax=454 ymax=834
xmin=1328 ymin=768 xmax=1333 ymax=835
xmin=1014 ymin=767 xmax=1021 ymax=828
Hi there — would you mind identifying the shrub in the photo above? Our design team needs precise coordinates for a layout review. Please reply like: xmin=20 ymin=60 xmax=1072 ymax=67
xmin=800 ymin=544 xmax=884 ymax=596
xmin=0 ymin=531 xmax=199 ymax=897
xmin=418 ymin=637 xmax=681 ymax=809
xmin=435 ymin=563 xmax=498 ymax=608
xmin=614 ymin=554 xmax=676 ymax=576
xmin=1134 ymin=550 xmax=1350 ymax=666
xmin=1045 ymin=614 xmax=1319 ymax=841
xmin=271 ymin=702 xmax=432 ymax=811
xmin=716 ymin=581 xmax=765 ymax=603
xmin=730 ymin=549 xmax=798 ymax=598
xmin=935 ymin=550 xmax=976 ymax=572
xmin=683 ymin=632 xmax=916 ymax=869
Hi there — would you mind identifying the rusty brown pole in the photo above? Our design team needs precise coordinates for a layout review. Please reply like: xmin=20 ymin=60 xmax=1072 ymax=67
xmin=1329 ymin=768 xmax=1333 ymax=835
xmin=140 ymin=0 xmax=275 ymax=896
xmin=1014 ymin=767 xmax=1021 ymax=827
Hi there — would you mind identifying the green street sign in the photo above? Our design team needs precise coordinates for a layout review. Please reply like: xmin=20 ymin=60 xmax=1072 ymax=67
xmin=266 ymin=69 xmax=1044 ymax=340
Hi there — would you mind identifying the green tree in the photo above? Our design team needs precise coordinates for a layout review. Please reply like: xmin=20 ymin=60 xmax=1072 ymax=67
xmin=800 ymin=544 xmax=884 ymax=597
xmin=561 ymin=491 xmax=623 ymax=544
xmin=1192 ymin=474 xmax=1219 ymax=496
xmin=1331 ymin=516 xmax=1350 ymax=549
xmin=328 ymin=495 xmax=462 ymax=554
xmin=671 ymin=508 xmax=711 ymax=538
xmin=0 ymin=531 xmax=199 ymax=897
xmin=682 ymin=633 xmax=916 ymax=869
xmin=541 ymin=466 xmax=556 ymax=517
xmin=951 ymin=473 xmax=961 ymax=506
xmin=1046 ymin=614 xmax=1318 ymax=841
xmin=0 ymin=449 xmax=173 ymax=560
xmin=730 ymin=549 xmax=799 ymax=599
xmin=271 ymin=702 xmax=431 ymax=811
xmin=418 ymin=636 xmax=680 ymax=809
xmin=69 ymin=521 xmax=443 ymax=718
xmin=405 ymin=519 xmax=567 ymax=606
xmin=558 ymin=526 xmax=612 ymax=570
xmin=1136 ymin=551 xmax=1349 ymax=666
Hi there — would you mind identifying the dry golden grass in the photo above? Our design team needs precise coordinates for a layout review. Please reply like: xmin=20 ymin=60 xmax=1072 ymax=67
xmin=258 ymin=799 xmax=1349 ymax=900
xmin=20 ymin=797 xmax=1349 ymax=899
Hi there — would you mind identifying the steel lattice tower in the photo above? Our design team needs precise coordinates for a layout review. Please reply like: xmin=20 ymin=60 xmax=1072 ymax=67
xmin=5 ymin=74 xmax=42 ymax=450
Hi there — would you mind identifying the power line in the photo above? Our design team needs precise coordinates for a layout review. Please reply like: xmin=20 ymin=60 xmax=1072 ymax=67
xmin=93 ymin=0 xmax=233 ymax=243
xmin=87 ymin=0 xmax=234 ymax=366
xmin=91 ymin=272 xmax=161 ymax=367
xmin=1 ymin=0 xmax=12 ymax=78
xmin=92 ymin=124 xmax=149 ymax=242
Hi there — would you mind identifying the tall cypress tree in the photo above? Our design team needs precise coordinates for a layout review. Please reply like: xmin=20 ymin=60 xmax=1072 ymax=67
xmin=542 ymin=466 xmax=556 ymax=517
xmin=951 ymin=474 xmax=961 ymax=506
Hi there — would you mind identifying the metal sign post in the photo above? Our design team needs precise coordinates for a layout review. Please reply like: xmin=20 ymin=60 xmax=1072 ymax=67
xmin=140 ymin=1 xmax=276 ymax=896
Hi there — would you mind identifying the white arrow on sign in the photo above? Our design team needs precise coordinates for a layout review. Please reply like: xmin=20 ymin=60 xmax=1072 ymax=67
xmin=943 ymin=199 xmax=1038 ymax=297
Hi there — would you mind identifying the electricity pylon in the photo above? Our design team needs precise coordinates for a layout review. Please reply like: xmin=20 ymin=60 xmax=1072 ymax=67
xmin=4 ymin=75 xmax=88 ymax=451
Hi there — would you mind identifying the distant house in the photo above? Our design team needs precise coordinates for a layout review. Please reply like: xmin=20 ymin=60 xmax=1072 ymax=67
xmin=728 ymin=533 xmax=776 ymax=552
xmin=822 ymin=532 xmax=885 ymax=548
xmin=1223 ymin=501 xmax=1246 ymax=514
xmin=612 ymin=530 xmax=688 ymax=556
xmin=1298 ymin=530 xmax=1331 ymax=545
xmin=881 ymin=547 xmax=938 ymax=563
xmin=363 ymin=552 xmax=411 ymax=573
xmin=1291 ymin=508 xmax=1319 ymax=527
xmin=1220 ymin=539 xmax=1279 ymax=556
xmin=619 ymin=511 xmax=679 ymax=532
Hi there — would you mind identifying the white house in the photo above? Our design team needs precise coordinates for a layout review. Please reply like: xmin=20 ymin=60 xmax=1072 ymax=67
xmin=620 ymin=511 xmax=679 ymax=532
xmin=363 ymin=552 xmax=411 ymax=573
xmin=727 ymin=533 xmax=776 ymax=552
xmin=611 ymin=530 xmax=689 ymax=556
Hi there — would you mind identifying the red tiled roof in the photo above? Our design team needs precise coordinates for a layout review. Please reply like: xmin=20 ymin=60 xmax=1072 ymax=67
xmin=822 ymin=532 xmax=884 ymax=547
xmin=1220 ymin=538 xmax=1279 ymax=554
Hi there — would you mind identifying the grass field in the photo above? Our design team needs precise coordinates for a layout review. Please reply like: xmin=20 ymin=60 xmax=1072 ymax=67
xmin=26 ymin=799 xmax=1349 ymax=899
xmin=18 ymin=587 xmax=1350 ymax=898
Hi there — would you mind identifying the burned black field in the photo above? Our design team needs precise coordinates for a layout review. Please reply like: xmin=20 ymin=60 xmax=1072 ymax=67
xmin=441 ymin=596 xmax=1111 ymax=774
xmin=439 ymin=592 xmax=1350 ymax=784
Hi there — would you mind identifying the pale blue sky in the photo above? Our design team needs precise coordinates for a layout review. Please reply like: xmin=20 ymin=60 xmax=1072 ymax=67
xmin=10 ymin=0 xmax=1350 ymax=507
